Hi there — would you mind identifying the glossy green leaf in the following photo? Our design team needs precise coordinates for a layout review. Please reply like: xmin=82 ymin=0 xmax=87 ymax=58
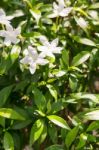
xmin=62 ymin=50 xmax=69 ymax=68
xmin=0 ymin=85 xmax=13 ymax=107
xmin=3 ymin=132 xmax=14 ymax=150
xmin=48 ymin=124 xmax=57 ymax=144
xmin=47 ymin=115 xmax=70 ymax=130
xmin=11 ymin=120 xmax=32 ymax=129
xmin=76 ymin=133 xmax=87 ymax=149
xmin=0 ymin=108 xmax=25 ymax=120
xmin=33 ymin=88 xmax=46 ymax=111
xmin=72 ymin=51 xmax=90 ymax=66
xmin=47 ymin=84 xmax=57 ymax=101
xmin=84 ymin=110 xmax=99 ymax=120
xmin=87 ymin=121 xmax=99 ymax=131
xmin=45 ymin=145 xmax=63 ymax=150
xmin=38 ymin=125 xmax=47 ymax=144
xmin=65 ymin=126 xmax=79 ymax=148
xmin=29 ymin=119 xmax=44 ymax=146
xmin=73 ymin=36 xmax=96 ymax=46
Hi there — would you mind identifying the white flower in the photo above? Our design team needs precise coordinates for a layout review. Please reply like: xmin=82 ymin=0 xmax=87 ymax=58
xmin=48 ymin=0 xmax=72 ymax=18
xmin=0 ymin=8 xmax=13 ymax=25
xmin=0 ymin=25 xmax=21 ymax=46
xmin=20 ymin=46 xmax=49 ymax=74
xmin=37 ymin=36 xmax=63 ymax=58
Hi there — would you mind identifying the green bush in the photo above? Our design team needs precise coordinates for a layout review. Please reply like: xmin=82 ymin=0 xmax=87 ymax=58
xmin=0 ymin=0 xmax=99 ymax=149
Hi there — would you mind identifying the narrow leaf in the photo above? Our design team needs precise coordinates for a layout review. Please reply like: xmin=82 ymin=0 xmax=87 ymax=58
xmin=29 ymin=119 xmax=44 ymax=146
xmin=72 ymin=51 xmax=90 ymax=66
xmin=3 ymin=132 xmax=14 ymax=150
xmin=47 ymin=115 xmax=70 ymax=130
xmin=0 ymin=108 xmax=25 ymax=120
xmin=65 ymin=126 xmax=79 ymax=148
xmin=0 ymin=85 xmax=13 ymax=107
xmin=84 ymin=110 xmax=99 ymax=120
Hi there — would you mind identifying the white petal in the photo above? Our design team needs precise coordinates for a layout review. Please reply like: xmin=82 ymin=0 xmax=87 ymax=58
xmin=6 ymin=16 xmax=14 ymax=20
xmin=39 ymin=52 xmax=46 ymax=58
xmin=53 ymin=2 xmax=58 ymax=10
xmin=59 ymin=7 xmax=72 ymax=17
xmin=20 ymin=56 xmax=31 ymax=64
xmin=6 ymin=24 xmax=13 ymax=31
xmin=28 ymin=46 xmax=38 ymax=57
xmin=46 ymin=51 xmax=55 ymax=58
xmin=15 ymin=27 xmax=21 ymax=35
xmin=0 ymin=30 xmax=6 ymax=36
xmin=56 ymin=0 xmax=65 ymax=6
xmin=52 ymin=47 xmax=63 ymax=54
xmin=12 ymin=38 xmax=19 ymax=44
xmin=48 ymin=13 xmax=58 ymax=18
xmin=23 ymin=49 xmax=28 ymax=56
xmin=4 ymin=38 xmax=11 ymax=46
xmin=51 ymin=38 xmax=59 ymax=47
xmin=39 ymin=36 xmax=48 ymax=45
xmin=38 ymin=46 xmax=47 ymax=52
xmin=0 ymin=9 xmax=5 ymax=16
xmin=36 ymin=58 xmax=49 ymax=65
xmin=29 ymin=63 xmax=36 ymax=74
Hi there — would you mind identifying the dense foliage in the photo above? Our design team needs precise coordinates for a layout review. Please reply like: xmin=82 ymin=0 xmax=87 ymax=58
xmin=0 ymin=0 xmax=99 ymax=149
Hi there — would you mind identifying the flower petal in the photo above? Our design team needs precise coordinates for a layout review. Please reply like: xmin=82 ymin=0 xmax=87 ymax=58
xmin=38 ymin=46 xmax=47 ymax=52
xmin=52 ymin=47 xmax=63 ymax=54
xmin=29 ymin=63 xmax=36 ymax=74
xmin=59 ymin=7 xmax=72 ymax=17
xmin=0 ymin=30 xmax=6 ymax=37
xmin=20 ymin=56 xmax=31 ymax=64
xmin=0 ymin=9 xmax=5 ymax=16
xmin=48 ymin=13 xmax=58 ymax=18
xmin=37 ymin=58 xmax=49 ymax=65
xmin=4 ymin=37 xmax=11 ymax=46
xmin=51 ymin=38 xmax=59 ymax=47
xmin=6 ymin=24 xmax=13 ymax=31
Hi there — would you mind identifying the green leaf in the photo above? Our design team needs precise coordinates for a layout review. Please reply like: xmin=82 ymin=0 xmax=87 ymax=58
xmin=47 ymin=115 xmax=70 ymax=130
xmin=72 ymin=36 xmax=96 ymax=46
xmin=45 ymin=145 xmax=63 ymax=150
xmin=0 ymin=85 xmax=13 ymax=107
xmin=70 ymin=93 xmax=99 ymax=103
xmin=33 ymin=88 xmax=46 ymax=111
xmin=69 ymin=75 xmax=78 ymax=92
xmin=47 ymin=84 xmax=57 ymax=101
xmin=11 ymin=120 xmax=32 ymax=129
xmin=29 ymin=119 xmax=44 ymax=146
xmin=30 ymin=8 xmax=41 ymax=23
xmin=0 ymin=117 xmax=5 ymax=127
xmin=51 ymin=101 xmax=64 ymax=114
xmin=76 ymin=133 xmax=87 ymax=149
xmin=62 ymin=50 xmax=69 ymax=68
xmin=48 ymin=124 xmax=57 ymax=144
xmin=65 ymin=126 xmax=79 ymax=148
xmin=75 ymin=16 xmax=88 ymax=30
xmin=3 ymin=132 xmax=14 ymax=150
xmin=0 ymin=108 xmax=25 ymax=120
xmin=10 ymin=45 xmax=21 ymax=64
xmin=84 ymin=110 xmax=99 ymax=120
xmin=72 ymin=51 xmax=90 ymax=66
xmin=38 ymin=125 xmax=47 ymax=144
xmin=87 ymin=121 xmax=99 ymax=131
xmin=90 ymin=3 xmax=99 ymax=9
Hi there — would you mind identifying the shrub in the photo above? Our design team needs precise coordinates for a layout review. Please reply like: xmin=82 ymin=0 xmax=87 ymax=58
xmin=0 ymin=0 xmax=99 ymax=149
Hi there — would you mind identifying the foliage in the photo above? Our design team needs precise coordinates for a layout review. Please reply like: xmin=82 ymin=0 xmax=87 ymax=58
xmin=0 ymin=0 xmax=99 ymax=149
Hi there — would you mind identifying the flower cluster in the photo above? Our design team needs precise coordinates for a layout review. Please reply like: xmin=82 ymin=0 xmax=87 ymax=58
xmin=0 ymin=9 xmax=20 ymax=46
xmin=48 ymin=0 xmax=72 ymax=18
xmin=20 ymin=37 xmax=63 ymax=74
xmin=0 ymin=5 xmax=64 ymax=75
